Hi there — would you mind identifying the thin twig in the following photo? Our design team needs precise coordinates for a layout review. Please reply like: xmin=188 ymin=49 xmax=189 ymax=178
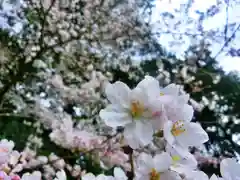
xmin=129 ymin=153 xmax=135 ymax=179
xmin=214 ymin=24 xmax=240 ymax=59
xmin=224 ymin=0 xmax=229 ymax=41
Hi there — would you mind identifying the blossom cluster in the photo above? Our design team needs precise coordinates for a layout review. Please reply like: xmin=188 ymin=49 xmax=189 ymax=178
xmin=0 ymin=139 xmax=67 ymax=180
xmin=0 ymin=76 xmax=240 ymax=180
xmin=92 ymin=75 xmax=240 ymax=180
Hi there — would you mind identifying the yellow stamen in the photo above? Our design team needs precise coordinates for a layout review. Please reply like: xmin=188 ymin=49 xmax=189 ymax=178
xmin=149 ymin=168 xmax=160 ymax=180
xmin=130 ymin=100 xmax=144 ymax=118
xmin=171 ymin=120 xmax=186 ymax=136
xmin=172 ymin=155 xmax=181 ymax=162
xmin=160 ymin=92 xmax=164 ymax=96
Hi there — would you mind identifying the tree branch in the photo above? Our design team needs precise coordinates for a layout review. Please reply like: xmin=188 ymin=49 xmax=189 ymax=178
xmin=214 ymin=24 xmax=240 ymax=59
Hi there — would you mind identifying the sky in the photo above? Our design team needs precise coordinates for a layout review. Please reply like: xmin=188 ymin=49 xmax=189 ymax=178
xmin=152 ymin=0 xmax=240 ymax=72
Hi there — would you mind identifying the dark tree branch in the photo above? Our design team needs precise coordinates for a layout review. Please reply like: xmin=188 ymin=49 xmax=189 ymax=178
xmin=214 ymin=24 xmax=240 ymax=59
xmin=224 ymin=0 xmax=229 ymax=41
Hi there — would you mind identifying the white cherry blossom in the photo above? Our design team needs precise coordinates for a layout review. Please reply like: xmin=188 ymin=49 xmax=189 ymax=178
xmin=163 ymin=104 xmax=208 ymax=148
xmin=100 ymin=76 xmax=165 ymax=148
xmin=0 ymin=139 xmax=14 ymax=165
xmin=21 ymin=171 xmax=41 ymax=180
xmin=54 ymin=170 xmax=67 ymax=180
xmin=81 ymin=173 xmax=114 ymax=180
xmin=210 ymin=158 xmax=240 ymax=180
xmin=100 ymin=76 xmax=164 ymax=128
xmin=134 ymin=152 xmax=181 ymax=180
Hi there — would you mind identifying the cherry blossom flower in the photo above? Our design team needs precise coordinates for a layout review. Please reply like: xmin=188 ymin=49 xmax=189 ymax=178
xmin=0 ymin=76 xmax=218 ymax=179
xmin=100 ymin=76 xmax=167 ymax=148
xmin=100 ymin=76 xmax=164 ymax=128
xmin=81 ymin=173 xmax=114 ymax=180
xmin=21 ymin=171 xmax=41 ymax=180
xmin=210 ymin=158 xmax=240 ymax=180
xmin=134 ymin=152 xmax=181 ymax=180
xmin=0 ymin=139 xmax=14 ymax=165
xmin=54 ymin=170 xmax=67 ymax=180
xmin=163 ymin=103 xmax=208 ymax=148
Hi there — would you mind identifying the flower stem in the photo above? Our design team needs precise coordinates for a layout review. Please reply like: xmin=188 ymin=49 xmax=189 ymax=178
xmin=129 ymin=153 xmax=135 ymax=179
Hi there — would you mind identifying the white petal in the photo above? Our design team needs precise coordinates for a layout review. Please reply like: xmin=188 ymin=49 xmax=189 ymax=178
xmin=178 ymin=94 xmax=190 ymax=104
xmin=99 ymin=105 xmax=131 ymax=128
xmin=124 ymin=121 xmax=153 ymax=149
xmin=166 ymin=143 xmax=189 ymax=158
xmin=158 ymin=94 xmax=175 ymax=105
xmin=124 ymin=122 xmax=140 ymax=149
xmin=163 ymin=121 xmax=175 ymax=145
xmin=54 ymin=170 xmax=66 ymax=180
xmin=82 ymin=173 xmax=96 ymax=180
xmin=167 ymin=103 xmax=193 ymax=123
xmin=153 ymin=152 xmax=172 ymax=172
xmin=210 ymin=174 xmax=220 ymax=180
xmin=113 ymin=167 xmax=127 ymax=180
xmin=136 ymin=76 xmax=160 ymax=98
xmin=135 ymin=174 xmax=149 ymax=180
xmin=166 ymin=144 xmax=197 ymax=168
xmin=184 ymin=170 xmax=209 ymax=180
xmin=130 ymin=87 xmax=148 ymax=105
xmin=176 ymin=122 xmax=209 ymax=147
xmin=182 ymin=104 xmax=194 ymax=122
xmin=105 ymin=82 xmax=131 ymax=108
xmin=220 ymin=158 xmax=240 ymax=180
xmin=137 ymin=121 xmax=154 ymax=147
xmin=180 ymin=153 xmax=197 ymax=168
xmin=96 ymin=174 xmax=114 ymax=180
xmin=160 ymin=170 xmax=182 ymax=180
xmin=161 ymin=84 xmax=179 ymax=96
xmin=136 ymin=153 xmax=154 ymax=173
